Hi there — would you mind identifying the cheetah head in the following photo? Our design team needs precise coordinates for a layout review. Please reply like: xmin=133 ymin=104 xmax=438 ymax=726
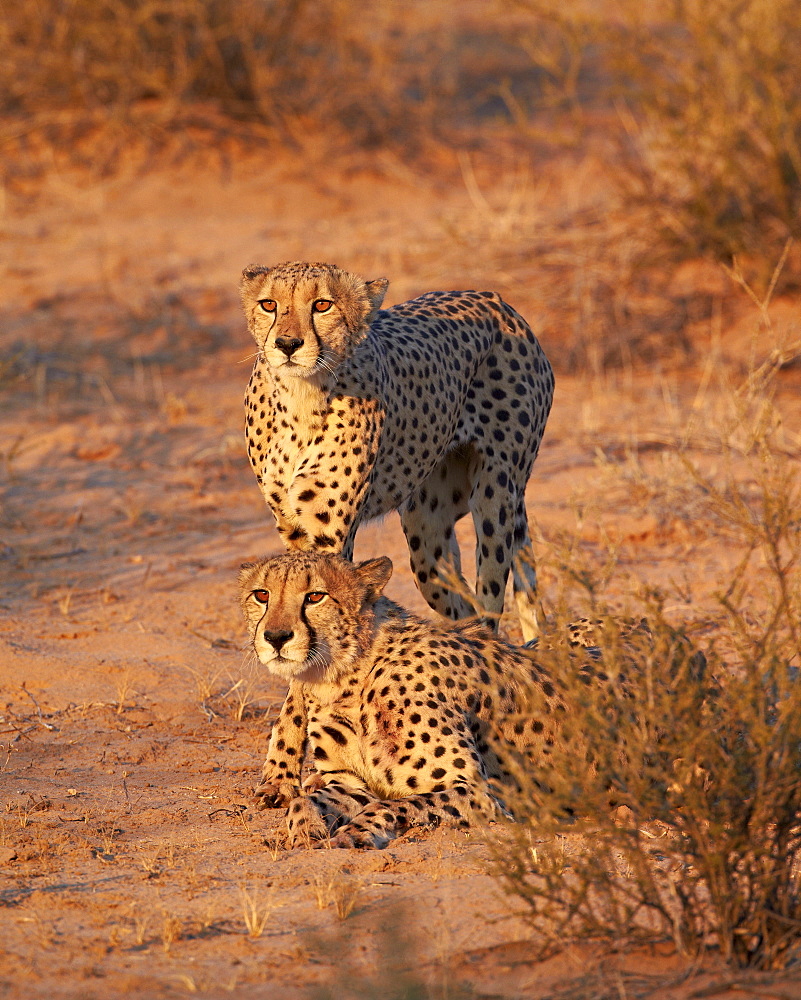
xmin=240 ymin=261 xmax=388 ymax=381
xmin=239 ymin=551 xmax=393 ymax=683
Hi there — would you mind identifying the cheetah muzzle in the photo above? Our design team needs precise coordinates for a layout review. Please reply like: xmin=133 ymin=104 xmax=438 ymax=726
xmin=240 ymin=261 xmax=554 ymax=643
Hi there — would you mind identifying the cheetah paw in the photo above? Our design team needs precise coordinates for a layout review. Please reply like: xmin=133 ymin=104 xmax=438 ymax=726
xmin=327 ymin=826 xmax=391 ymax=850
xmin=253 ymin=778 xmax=298 ymax=809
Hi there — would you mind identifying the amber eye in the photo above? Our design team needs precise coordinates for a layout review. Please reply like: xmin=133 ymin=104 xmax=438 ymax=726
xmin=304 ymin=591 xmax=327 ymax=605
xmin=258 ymin=299 xmax=276 ymax=313
xmin=252 ymin=589 xmax=270 ymax=604
xmin=312 ymin=299 xmax=333 ymax=313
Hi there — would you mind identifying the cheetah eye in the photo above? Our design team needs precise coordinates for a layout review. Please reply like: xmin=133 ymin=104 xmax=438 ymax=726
xmin=304 ymin=591 xmax=327 ymax=605
xmin=252 ymin=589 xmax=270 ymax=605
xmin=312 ymin=299 xmax=333 ymax=313
xmin=257 ymin=299 xmax=276 ymax=314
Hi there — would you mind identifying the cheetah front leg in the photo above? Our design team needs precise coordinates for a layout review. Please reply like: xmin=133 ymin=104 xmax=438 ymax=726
xmin=317 ymin=715 xmax=506 ymax=849
xmin=287 ymin=776 xmax=502 ymax=850
xmin=328 ymin=779 xmax=505 ymax=849
xmin=282 ymin=397 xmax=384 ymax=554
xmin=254 ymin=680 xmax=308 ymax=808
xmin=285 ymin=776 xmax=382 ymax=848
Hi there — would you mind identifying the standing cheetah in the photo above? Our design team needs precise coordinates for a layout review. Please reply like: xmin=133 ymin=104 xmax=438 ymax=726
xmin=240 ymin=261 xmax=554 ymax=642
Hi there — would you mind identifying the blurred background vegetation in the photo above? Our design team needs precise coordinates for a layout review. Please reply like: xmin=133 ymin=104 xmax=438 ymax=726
xmin=1 ymin=0 xmax=799 ymax=284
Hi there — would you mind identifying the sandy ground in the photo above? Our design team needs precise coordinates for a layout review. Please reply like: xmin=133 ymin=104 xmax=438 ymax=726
xmin=1 ymin=144 xmax=801 ymax=999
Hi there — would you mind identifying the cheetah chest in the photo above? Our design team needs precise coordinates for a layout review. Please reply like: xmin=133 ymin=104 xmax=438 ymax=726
xmin=304 ymin=696 xmax=372 ymax=783
xmin=303 ymin=682 xmax=439 ymax=798
xmin=248 ymin=365 xmax=385 ymax=528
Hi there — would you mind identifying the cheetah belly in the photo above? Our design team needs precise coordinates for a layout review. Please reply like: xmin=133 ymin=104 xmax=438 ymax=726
xmin=355 ymin=401 xmax=470 ymax=521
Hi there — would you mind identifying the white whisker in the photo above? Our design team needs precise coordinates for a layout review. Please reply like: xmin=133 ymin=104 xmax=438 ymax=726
xmin=314 ymin=350 xmax=339 ymax=378
xmin=241 ymin=646 xmax=263 ymax=673
xmin=305 ymin=646 xmax=330 ymax=672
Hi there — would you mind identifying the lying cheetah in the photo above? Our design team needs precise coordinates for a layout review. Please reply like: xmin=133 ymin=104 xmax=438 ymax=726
xmin=240 ymin=261 xmax=554 ymax=642
xmin=240 ymin=551 xmax=653 ymax=850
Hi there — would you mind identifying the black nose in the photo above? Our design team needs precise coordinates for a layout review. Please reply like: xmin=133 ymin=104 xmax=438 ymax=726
xmin=275 ymin=336 xmax=303 ymax=358
xmin=263 ymin=629 xmax=294 ymax=653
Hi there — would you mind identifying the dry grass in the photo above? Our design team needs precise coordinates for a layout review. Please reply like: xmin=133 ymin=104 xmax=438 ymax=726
xmin=503 ymin=0 xmax=801 ymax=284
xmin=487 ymin=337 xmax=801 ymax=970
xmin=4 ymin=2 xmax=797 ymax=378
xmin=5 ymin=0 xmax=798 ymax=290
xmin=0 ymin=0 xmax=529 ymax=179
xmin=239 ymin=884 xmax=276 ymax=938
xmin=312 ymin=870 xmax=366 ymax=920
xmin=183 ymin=658 xmax=270 ymax=722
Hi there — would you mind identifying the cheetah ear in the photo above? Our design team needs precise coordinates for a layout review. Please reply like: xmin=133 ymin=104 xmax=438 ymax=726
xmin=241 ymin=264 xmax=270 ymax=283
xmin=240 ymin=265 xmax=272 ymax=333
xmin=364 ymin=278 xmax=389 ymax=324
xmin=240 ymin=264 xmax=270 ymax=301
xmin=355 ymin=556 xmax=393 ymax=602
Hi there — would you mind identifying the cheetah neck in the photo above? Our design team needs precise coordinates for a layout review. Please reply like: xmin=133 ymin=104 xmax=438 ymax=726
xmin=284 ymin=376 xmax=329 ymax=427
xmin=273 ymin=374 xmax=330 ymax=412
xmin=298 ymin=607 xmax=389 ymax=706
xmin=263 ymin=362 xmax=334 ymax=432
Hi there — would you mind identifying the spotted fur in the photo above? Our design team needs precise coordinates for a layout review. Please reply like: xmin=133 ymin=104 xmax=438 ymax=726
xmin=240 ymin=261 xmax=554 ymax=642
xmin=239 ymin=551 xmax=585 ymax=850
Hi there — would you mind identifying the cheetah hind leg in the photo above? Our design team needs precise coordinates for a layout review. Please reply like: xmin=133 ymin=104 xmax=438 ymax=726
xmin=400 ymin=452 xmax=477 ymax=623
xmin=511 ymin=497 xmax=543 ymax=645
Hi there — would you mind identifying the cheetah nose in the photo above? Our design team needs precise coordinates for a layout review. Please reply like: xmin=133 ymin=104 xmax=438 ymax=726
xmin=274 ymin=336 xmax=303 ymax=358
xmin=264 ymin=628 xmax=294 ymax=653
